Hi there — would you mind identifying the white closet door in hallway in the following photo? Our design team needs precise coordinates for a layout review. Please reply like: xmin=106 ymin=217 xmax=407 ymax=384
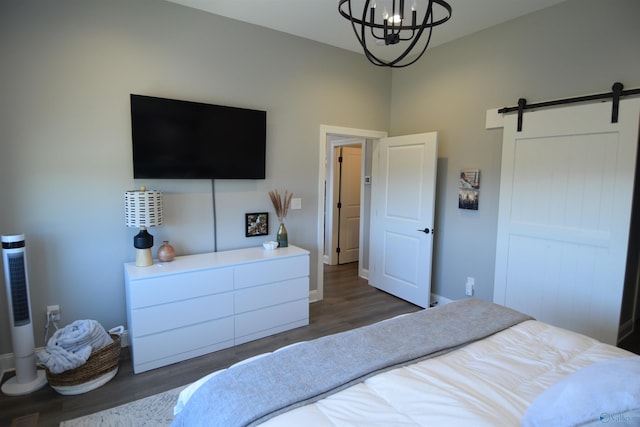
xmin=334 ymin=146 xmax=362 ymax=265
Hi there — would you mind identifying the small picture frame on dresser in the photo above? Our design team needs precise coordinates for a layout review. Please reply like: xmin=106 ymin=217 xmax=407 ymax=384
xmin=246 ymin=212 xmax=269 ymax=237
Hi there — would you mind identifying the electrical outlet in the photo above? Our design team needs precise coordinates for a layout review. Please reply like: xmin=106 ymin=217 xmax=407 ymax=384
xmin=47 ymin=305 xmax=61 ymax=322
xmin=465 ymin=277 xmax=475 ymax=296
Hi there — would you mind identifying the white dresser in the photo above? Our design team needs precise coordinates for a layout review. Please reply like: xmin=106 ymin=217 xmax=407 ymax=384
xmin=124 ymin=245 xmax=310 ymax=373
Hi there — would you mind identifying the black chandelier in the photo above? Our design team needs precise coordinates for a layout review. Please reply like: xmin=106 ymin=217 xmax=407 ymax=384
xmin=338 ymin=0 xmax=452 ymax=68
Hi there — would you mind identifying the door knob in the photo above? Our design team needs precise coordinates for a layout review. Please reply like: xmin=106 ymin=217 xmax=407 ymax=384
xmin=417 ymin=228 xmax=433 ymax=234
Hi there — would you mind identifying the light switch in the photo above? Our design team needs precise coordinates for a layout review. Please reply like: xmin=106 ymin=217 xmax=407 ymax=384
xmin=291 ymin=198 xmax=302 ymax=210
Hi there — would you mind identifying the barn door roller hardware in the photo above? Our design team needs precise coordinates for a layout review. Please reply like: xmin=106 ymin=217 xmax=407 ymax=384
xmin=498 ymin=83 xmax=640 ymax=132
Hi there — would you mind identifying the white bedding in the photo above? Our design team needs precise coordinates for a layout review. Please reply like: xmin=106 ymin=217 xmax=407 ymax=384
xmin=175 ymin=320 xmax=634 ymax=426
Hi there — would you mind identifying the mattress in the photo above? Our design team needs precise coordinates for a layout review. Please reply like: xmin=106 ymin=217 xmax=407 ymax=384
xmin=258 ymin=320 xmax=633 ymax=426
xmin=175 ymin=319 xmax=635 ymax=426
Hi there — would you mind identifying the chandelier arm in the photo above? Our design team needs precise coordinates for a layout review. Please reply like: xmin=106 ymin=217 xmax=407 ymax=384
xmin=424 ymin=0 xmax=452 ymax=27
xmin=356 ymin=0 xmax=389 ymax=65
xmin=388 ymin=12 xmax=434 ymax=67
xmin=360 ymin=20 xmax=393 ymax=66
xmin=391 ymin=25 xmax=433 ymax=67
xmin=338 ymin=0 xmax=388 ymax=66
xmin=366 ymin=3 xmax=386 ymax=41
xmin=361 ymin=18 xmax=389 ymax=66
xmin=385 ymin=1 xmax=434 ymax=66
xmin=347 ymin=0 xmax=371 ymax=51
xmin=397 ymin=30 xmax=416 ymax=42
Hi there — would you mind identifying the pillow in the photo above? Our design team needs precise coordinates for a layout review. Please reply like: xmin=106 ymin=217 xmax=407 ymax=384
xmin=522 ymin=357 xmax=640 ymax=427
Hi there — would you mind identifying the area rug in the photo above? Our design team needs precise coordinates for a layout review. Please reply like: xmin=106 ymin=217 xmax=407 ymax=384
xmin=59 ymin=385 xmax=186 ymax=427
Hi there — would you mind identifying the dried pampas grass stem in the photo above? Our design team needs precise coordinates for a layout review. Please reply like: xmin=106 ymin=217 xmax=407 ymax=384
xmin=268 ymin=190 xmax=293 ymax=222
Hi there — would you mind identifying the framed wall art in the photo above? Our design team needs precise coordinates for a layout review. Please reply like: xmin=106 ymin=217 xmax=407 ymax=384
xmin=245 ymin=212 xmax=269 ymax=237
xmin=459 ymin=168 xmax=480 ymax=210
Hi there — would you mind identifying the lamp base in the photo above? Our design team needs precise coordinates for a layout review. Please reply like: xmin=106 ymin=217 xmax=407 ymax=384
xmin=135 ymin=248 xmax=153 ymax=267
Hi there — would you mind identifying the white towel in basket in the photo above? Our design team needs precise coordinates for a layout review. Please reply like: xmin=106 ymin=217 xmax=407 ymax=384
xmin=37 ymin=319 xmax=113 ymax=374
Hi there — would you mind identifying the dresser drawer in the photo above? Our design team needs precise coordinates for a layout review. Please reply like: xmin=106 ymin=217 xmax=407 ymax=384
xmin=235 ymin=298 xmax=308 ymax=340
xmin=234 ymin=255 xmax=309 ymax=289
xmin=131 ymin=292 xmax=234 ymax=337
xmin=129 ymin=266 xmax=233 ymax=309
xmin=234 ymin=277 xmax=308 ymax=314
xmin=132 ymin=316 xmax=234 ymax=365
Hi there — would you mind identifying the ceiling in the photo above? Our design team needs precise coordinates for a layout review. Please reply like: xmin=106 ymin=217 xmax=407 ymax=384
xmin=165 ymin=0 xmax=568 ymax=60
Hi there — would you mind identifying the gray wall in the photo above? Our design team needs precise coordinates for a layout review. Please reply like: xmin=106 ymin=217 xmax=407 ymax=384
xmin=0 ymin=0 xmax=391 ymax=354
xmin=390 ymin=0 xmax=640 ymax=302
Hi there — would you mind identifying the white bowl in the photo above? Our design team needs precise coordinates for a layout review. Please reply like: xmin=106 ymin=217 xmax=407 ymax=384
xmin=263 ymin=241 xmax=278 ymax=250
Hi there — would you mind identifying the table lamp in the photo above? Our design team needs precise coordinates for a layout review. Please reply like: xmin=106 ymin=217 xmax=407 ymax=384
xmin=125 ymin=186 xmax=163 ymax=267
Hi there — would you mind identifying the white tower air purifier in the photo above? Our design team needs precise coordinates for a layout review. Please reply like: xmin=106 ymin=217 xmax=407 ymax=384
xmin=1 ymin=233 xmax=47 ymax=396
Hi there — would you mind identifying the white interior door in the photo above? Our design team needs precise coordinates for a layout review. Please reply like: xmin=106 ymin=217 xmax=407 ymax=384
xmin=337 ymin=146 xmax=362 ymax=264
xmin=369 ymin=132 xmax=438 ymax=308
xmin=494 ymin=98 xmax=640 ymax=345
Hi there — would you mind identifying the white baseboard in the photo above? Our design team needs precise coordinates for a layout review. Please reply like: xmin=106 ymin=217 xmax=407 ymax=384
xmin=0 ymin=352 xmax=15 ymax=378
xmin=430 ymin=293 xmax=455 ymax=307
xmin=0 ymin=346 xmax=48 ymax=381
xmin=309 ymin=289 xmax=320 ymax=303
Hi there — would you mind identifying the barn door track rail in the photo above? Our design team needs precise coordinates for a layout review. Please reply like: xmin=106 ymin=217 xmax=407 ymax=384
xmin=499 ymin=82 xmax=640 ymax=132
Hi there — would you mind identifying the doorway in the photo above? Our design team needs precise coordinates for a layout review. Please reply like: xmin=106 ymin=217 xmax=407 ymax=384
xmin=315 ymin=126 xmax=388 ymax=303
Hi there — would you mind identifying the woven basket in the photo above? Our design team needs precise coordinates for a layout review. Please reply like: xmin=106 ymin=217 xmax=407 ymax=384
xmin=46 ymin=333 xmax=121 ymax=388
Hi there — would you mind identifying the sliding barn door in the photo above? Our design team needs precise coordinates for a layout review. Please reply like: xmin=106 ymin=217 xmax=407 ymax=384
xmin=494 ymin=98 xmax=640 ymax=345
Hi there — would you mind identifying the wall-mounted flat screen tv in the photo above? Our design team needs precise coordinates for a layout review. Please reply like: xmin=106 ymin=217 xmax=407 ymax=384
xmin=130 ymin=94 xmax=266 ymax=179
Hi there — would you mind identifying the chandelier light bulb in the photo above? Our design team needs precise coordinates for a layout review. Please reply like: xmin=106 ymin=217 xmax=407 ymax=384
xmin=389 ymin=14 xmax=402 ymax=24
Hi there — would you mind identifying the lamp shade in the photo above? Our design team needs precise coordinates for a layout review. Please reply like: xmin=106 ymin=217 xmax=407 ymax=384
xmin=124 ymin=189 xmax=163 ymax=228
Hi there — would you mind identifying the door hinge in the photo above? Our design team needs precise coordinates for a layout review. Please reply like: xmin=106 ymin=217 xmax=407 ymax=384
xmin=337 ymin=202 xmax=342 ymax=209
xmin=336 ymin=247 xmax=341 ymax=253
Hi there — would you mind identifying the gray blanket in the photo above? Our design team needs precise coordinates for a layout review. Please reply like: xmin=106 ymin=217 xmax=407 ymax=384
xmin=171 ymin=298 xmax=532 ymax=427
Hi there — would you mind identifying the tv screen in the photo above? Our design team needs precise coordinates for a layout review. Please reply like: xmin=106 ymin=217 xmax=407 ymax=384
xmin=130 ymin=94 xmax=266 ymax=179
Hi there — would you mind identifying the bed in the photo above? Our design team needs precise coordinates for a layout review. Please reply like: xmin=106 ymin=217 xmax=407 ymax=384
xmin=171 ymin=299 xmax=640 ymax=427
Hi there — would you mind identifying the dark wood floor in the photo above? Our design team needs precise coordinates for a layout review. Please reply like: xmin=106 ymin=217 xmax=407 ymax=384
xmin=1 ymin=262 xmax=420 ymax=427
